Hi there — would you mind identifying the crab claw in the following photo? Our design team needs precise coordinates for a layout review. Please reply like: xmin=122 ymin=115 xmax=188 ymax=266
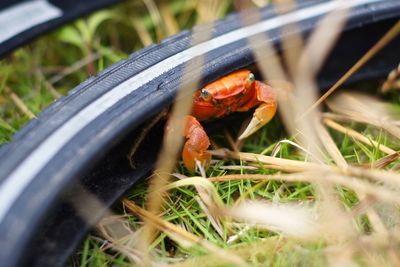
xmin=182 ymin=115 xmax=211 ymax=172
xmin=238 ymin=82 xmax=277 ymax=140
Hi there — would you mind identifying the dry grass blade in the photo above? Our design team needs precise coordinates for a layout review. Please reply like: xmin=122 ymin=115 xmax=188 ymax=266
xmin=270 ymin=139 xmax=318 ymax=159
xmin=208 ymin=173 xmax=312 ymax=183
xmin=163 ymin=177 xmax=225 ymax=209
xmin=131 ymin=17 xmax=154 ymax=46
xmin=314 ymin=120 xmax=348 ymax=168
xmin=274 ymin=0 xmax=304 ymax=78
xmin=98 ymin=216 xmax=134 ymax=243
xmin=227 ymin=201 xmax=319 ymax=239
xmin=3 ymin=86 xmax=36 ymax=119
xmin=370 ymin=152 xmax=400 ymax=169
xmin=290 ymin=8 xmax=349 ymax=227
xmin=123 ymin=199 xmax=250 ymax=267
xmin=319 ymin=118 xmax=391 ymax=235
xmin=196 ymin=0 xmax=229 ymax=23
xmin=251 ymin=0 xmax=269 ymax=8
xmin=68 ymin=184 xmax=114 ymax=228
xmin=326 ymin=92 xmax=392 ymax=120
xmin=323 ymin=112 xmax=400 ymax=141
xmin=49 ymin=52 xmax=101 ymax=84
xmin=97 ymin=216 xmax=145 ymax=264
xmin=141 ymin=20 xmax=214 ymax=260
xmin=65 ymin=184 xmax=149 ymax=264
xmin=227 ymin=225 xmax=251 ymax=244
xmin=292 ymin=0 xmax=351 ymax=163
xmin=159 ymin=0 xmax=180 ymax=35
xmin=242 ymin=8 xmax=293 ymax=134
xmin=211 ymin=148 xmax=323 ymax=172
xmin=381 ymin=63 xmax=400 ymax=93
xmin=298 ymin=0 xmax=349 ymax=76
xmin=219 ymin=165 xmax=258 ymax=170
xmin=169 ymin=172 xmax=226 ymax=238
xmin=325 ymin=92 xmax=400 ymax=140
xmin=35 ymin=70 xmax=62 ymax=98
xmin=324 ymin=118 xmax=396 ymax=155
xmin=207 ymin=172 xmax=400 ymax=206
xmin=305 ymin=20 xmax=400 ymax=114
xmin=346 ymin=165 xmax=400 ymax=189
xmin=211 ymin=148 xmax=400 ymax=188
xmin=194 ymin=195 xmax=225 ymax=238
xmin=143 ymin=0 xmax=165 ymax=40
xmin=245 ymin=6 xmax=356 ymax=244
xmin=224 ymin=129 xmax=240 ymax=153
xmin=315 ymin=117 xmax=389 ymax=236
xmin=195 ymin=161 xmax=222 ymax=228
xmin=347 ymin=174 xmax=400 ymax=207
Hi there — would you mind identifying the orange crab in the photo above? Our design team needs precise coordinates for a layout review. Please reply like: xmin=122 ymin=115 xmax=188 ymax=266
xmin=183 ymin=69 xmax=277 ymax=171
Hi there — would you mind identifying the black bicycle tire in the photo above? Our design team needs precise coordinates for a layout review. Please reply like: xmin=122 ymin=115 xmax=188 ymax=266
xmin=0 ymin=0 xmax=125 ymax=58
xmin=0 ymin=1 xmax=399 ymax=266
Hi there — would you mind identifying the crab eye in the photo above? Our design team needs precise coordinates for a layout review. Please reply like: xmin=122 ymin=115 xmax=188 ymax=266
xmin=248 ymin=73 xmax=255 ymax=83
xmin=200 ymin=89 xmax=211 ymax=101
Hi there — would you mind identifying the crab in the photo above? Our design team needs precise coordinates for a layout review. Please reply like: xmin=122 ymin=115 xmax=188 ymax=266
xmin=182 ymin=69 xmax=277 ymax=171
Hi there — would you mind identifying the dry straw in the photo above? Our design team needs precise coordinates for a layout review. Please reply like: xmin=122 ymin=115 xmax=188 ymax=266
xmin=96 ymin=1 xmax=400 ymax=266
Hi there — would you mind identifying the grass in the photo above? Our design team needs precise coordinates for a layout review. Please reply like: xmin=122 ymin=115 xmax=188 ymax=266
xmin=1 ymin=0 xmax=400 ymax=266
xmin=72 ymin=111 xmax=400 ymax=266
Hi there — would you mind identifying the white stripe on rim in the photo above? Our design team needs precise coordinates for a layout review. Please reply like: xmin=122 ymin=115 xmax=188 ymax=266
xmin=0 ymin=0 xmax=62 ymax=44
xmin=0 ymin=0 xmax=383 ymax=222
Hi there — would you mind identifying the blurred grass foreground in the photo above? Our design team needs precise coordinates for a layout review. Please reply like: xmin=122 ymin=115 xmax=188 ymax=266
xmin=1 ymin=1 xmax=400 ymax=266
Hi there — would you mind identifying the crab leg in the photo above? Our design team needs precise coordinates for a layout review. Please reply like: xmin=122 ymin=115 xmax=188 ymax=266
xmin=238 ymin=81 xmax=277 ymax=140
xmin=182 ymin=115 xmax=211 ymax=171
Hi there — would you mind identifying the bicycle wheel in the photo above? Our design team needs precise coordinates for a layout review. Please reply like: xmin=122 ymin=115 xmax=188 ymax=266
xmin=0 ymin=0 xmax=124 ymax=58
xmin=0 ymin=0 xmax=399 ymax=266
